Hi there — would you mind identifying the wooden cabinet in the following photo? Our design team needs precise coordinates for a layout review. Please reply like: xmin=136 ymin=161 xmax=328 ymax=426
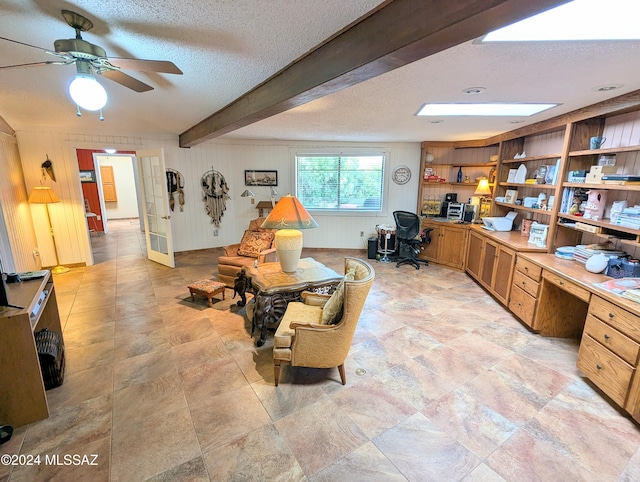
xmin=508 ymin=256 xmax=542 ymax=329
xmin=465 ymin=228 xmax=515 ymax=306
xmin=0 ymin=272 xmax=63 ymax=427
xmin=578 ymin=295 xmax=640 ymax=420
xmin=419 ymin=220 xmax=468 ymax=270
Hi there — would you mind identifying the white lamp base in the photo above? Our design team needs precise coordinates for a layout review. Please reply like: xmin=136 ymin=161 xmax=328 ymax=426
xmin=275 ymin=229 xmax=303 ymax=273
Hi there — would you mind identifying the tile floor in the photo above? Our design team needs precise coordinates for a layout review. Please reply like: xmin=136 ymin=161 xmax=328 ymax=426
xmin=2 ymin=219 xmax=640 ymax=481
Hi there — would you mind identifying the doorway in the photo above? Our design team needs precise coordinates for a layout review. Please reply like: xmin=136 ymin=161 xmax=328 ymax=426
xmin=76 ymin=148 xmax=141 ymax=259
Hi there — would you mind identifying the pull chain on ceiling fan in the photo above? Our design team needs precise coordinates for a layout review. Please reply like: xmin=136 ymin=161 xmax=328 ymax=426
xmin=0 ymin=9 xmax=183 ymax=118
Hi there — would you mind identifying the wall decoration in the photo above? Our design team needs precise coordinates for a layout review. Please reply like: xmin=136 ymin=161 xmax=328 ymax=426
xmin=245 ymin=170 xmax=277 ymax=186
xmin=41 ymin=154 xmax=56 ymax=182
xmin=79 ymin=170 xmax=96 ymax=183
xmin=166 ymin=168 xmax=185 ymax=212
xmin=201 ymin=169 xmax=230 ymax=226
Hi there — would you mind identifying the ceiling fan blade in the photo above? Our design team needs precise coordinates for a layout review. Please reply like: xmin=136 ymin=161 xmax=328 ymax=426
xmin=0 ymin=60 xmax=71 ymax=70
xmin=0 ymin=35 xmax=50 ymax=52
xmin=104 ymin=57 xmax=183 ymax=75
xmin=100 ymin=69 xmax=154 ymax=92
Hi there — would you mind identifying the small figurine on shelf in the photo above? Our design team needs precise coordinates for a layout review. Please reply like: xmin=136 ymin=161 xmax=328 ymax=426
xmin=457 ymin=166 xmax=463 ymax=183
xmin=569 ymin=202 xmax=579 ymax=216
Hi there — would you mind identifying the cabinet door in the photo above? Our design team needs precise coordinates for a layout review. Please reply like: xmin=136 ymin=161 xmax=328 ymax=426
xmin=439 ymin=226 xmax=468 ymax=270
xmin=492 ymin=245 xmax=515 ymax=305
xmin=480 ymin=239 xmax=498 ymax=288
xmin=420 ymin=226 xmax=440 ymax=262
xmin=466 ymin=231 xmax=484 ymax=280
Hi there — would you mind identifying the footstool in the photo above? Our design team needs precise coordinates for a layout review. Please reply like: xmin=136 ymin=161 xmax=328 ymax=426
xmin=188 ymin=279 xmax=226 ymax=307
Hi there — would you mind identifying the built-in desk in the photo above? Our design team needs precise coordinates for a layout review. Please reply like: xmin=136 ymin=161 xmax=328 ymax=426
xmin=0 ymin=271 xmax=63 ymax=427
xmin=516 ymin=253 xmax=640 ymax=423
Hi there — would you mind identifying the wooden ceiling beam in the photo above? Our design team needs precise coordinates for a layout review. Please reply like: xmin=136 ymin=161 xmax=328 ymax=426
xmin=179 ymin=0 xmax=566 ymax=148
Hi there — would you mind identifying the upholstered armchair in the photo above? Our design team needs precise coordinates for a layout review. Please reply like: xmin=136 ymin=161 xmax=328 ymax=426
xmin=273 ymin=257 xmax=375 ymax=386
xmin=217 ymin=218 xmax=277 ymax=287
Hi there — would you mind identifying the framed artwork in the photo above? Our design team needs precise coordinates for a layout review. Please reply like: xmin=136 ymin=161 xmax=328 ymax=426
xmin=507 ymin=169 xmax=518 ymax=183
xmin=79 ymin=170 xmax=96 ymax=183
xmin=245 ymin=170 xmax=278 ymax=186
xmin=504 ymin=189 xmax=518 ymax=204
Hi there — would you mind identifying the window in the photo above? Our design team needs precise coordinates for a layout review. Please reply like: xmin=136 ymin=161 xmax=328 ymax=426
xmin=295 ymin=154 xmax=384 ymax=211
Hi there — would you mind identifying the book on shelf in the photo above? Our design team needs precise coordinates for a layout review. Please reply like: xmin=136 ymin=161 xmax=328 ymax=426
xmin=601 ymin=174 xmax=640 ymax=182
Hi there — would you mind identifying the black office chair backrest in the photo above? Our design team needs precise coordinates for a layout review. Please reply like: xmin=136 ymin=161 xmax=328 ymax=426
xmin=393 ymin=211 xmax=420 ymax=240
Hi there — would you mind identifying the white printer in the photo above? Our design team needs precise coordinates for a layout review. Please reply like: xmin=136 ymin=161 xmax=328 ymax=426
xmin=482 ymin=211 xmax=518 ymax=232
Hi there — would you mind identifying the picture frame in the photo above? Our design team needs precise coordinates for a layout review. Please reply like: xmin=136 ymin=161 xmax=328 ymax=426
xmin=504 ymin=189 xmax=518 ymax=204
xmin=244 ymin=170 xmax=278 ymax=186
xmin=79 ymin=170 xmax=96 ymax=183
xmin=507 ymin=168 xmax=518 ymax=183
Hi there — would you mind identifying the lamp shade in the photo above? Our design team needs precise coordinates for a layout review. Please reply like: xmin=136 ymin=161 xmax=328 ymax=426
xmin=240 ymin=189 xmax=256 ymax=198
xmin=28 ymin=186 xmax=60 ymax=204
xmin=473 ymin=178 xmax=492 ymax=197
xmin=261 ymin=195 xmax=318 ymax=230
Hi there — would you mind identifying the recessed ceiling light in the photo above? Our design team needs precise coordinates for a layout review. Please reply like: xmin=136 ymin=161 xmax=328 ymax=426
xmin=462 ymin=87 xmax=486 ymax=95
xmin=592 ymin=84 xmax=624 ymax=92
xmin=417 ymin=103 xmax=557 ymax=116
xmin=481 ymin=0 xmax=640 ymax=42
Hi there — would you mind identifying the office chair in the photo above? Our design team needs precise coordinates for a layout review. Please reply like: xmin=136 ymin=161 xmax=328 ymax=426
xmin=393 ymin=211 xmax=431 ymax=270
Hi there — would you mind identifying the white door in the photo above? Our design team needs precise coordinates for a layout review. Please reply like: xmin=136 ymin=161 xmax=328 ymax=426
xmin=137 ymin=148 xmax=175 ymax=268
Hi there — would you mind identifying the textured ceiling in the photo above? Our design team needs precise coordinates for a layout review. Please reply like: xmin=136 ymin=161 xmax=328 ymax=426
xmin=1 ymin=0 xmax=640 ymax=143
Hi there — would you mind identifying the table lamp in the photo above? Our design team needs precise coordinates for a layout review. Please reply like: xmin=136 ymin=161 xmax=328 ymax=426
xmin=28 ymin=186 xmax=70 ymax=274
xmin=473 ymin=177 xmax=493 ymax=220
xmin=261 ymin=194 xmax=318 ymax=273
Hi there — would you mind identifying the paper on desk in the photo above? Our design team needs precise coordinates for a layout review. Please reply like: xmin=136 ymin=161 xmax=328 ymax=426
xmin=594 ymin=278 xmax=640 ymax=296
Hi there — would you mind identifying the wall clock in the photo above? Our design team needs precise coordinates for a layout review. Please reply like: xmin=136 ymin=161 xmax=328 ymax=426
xmin=392 ymin=165 xmax=411 ymax=185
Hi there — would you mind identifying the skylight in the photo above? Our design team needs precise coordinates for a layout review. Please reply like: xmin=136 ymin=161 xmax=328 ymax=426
xmin=482 ymin=0 xmax=640 ymax=42
xmin=416 ymin=103 xmax=557 ymax=117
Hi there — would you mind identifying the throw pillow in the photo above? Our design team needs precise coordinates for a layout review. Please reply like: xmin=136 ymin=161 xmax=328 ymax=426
xmin=321 ymin=281 xmax=344 ymax=325
xmin=237 ymin=230 xmax=274 ymax=257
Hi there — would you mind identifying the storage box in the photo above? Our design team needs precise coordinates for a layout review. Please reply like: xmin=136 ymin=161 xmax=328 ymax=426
xmin=585 ymin=166 xmax=617 ymax=183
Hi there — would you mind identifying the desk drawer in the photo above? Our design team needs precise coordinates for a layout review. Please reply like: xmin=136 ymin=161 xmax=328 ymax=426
xmin=542 ymin=270 xmax=590 ymax=303
xmin=509 ymin=285 xmax=536 ymax=327
xmin=577 ymin=334 xmax=634 ymax=407
xmin=584 ymin=315 xmax=640 ymax=366
xmin=515 ymin=257 xmax=542 ymax=282
xmin=589 ymin=296 xmax=640 ymax=343
xmin=512 ymin=270 xmax=539 ymax=298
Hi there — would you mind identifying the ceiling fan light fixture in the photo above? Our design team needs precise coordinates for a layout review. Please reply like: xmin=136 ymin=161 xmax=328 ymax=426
xmin=69 ymin=74 xmax=107 ymax=111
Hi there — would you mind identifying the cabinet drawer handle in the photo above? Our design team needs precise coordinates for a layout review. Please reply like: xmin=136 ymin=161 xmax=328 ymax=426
xmin=609 ymin=312 xmax=614 ymax=319
xmin=522 ymin=281 xmax=526 ymax=286
xmin=559 ymin=280 xmax=564 ymax=285
xmin=517 ymin=302 xmax=522 ymax=307
xmin=604 ymin=334 xmax=610 ymax=340
xmin=596 ymin=364 xmax=602 ymax=370
xmin=524 ymin=267 xmax=528 ymax=271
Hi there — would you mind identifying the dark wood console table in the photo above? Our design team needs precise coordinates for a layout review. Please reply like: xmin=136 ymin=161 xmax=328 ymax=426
xmin=246 ymin=258 xmax=342 ymax=346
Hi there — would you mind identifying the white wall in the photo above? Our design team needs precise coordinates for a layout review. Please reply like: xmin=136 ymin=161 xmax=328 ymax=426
xmin=0 ymin=133 xmax=38 ymax=272
xmin=95 ymin=154 xmax=139 ymax=220
xmin=13 ymin=130 xmax=421 ymax=266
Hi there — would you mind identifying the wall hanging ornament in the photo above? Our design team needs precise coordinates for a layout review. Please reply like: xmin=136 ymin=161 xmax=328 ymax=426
xmin=166 ymin=168 xmax=185 ymax=212
xmin=201 ymin=169 xmax=230 ymax=226
xmin=41 ymin=154 xmax=56 ymax=182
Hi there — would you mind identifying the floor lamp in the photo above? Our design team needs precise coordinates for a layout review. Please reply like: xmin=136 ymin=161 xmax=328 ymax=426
xmin=28 ymin=186 xmax=70 ymax=274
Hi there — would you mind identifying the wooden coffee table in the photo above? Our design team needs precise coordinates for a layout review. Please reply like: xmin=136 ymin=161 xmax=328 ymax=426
xmin=245 ymin=258 xmax=342 ymax=346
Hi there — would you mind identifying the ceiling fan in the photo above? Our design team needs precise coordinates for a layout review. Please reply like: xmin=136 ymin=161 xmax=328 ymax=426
xmin=0 ymin=9 xmax=182 ymax=113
